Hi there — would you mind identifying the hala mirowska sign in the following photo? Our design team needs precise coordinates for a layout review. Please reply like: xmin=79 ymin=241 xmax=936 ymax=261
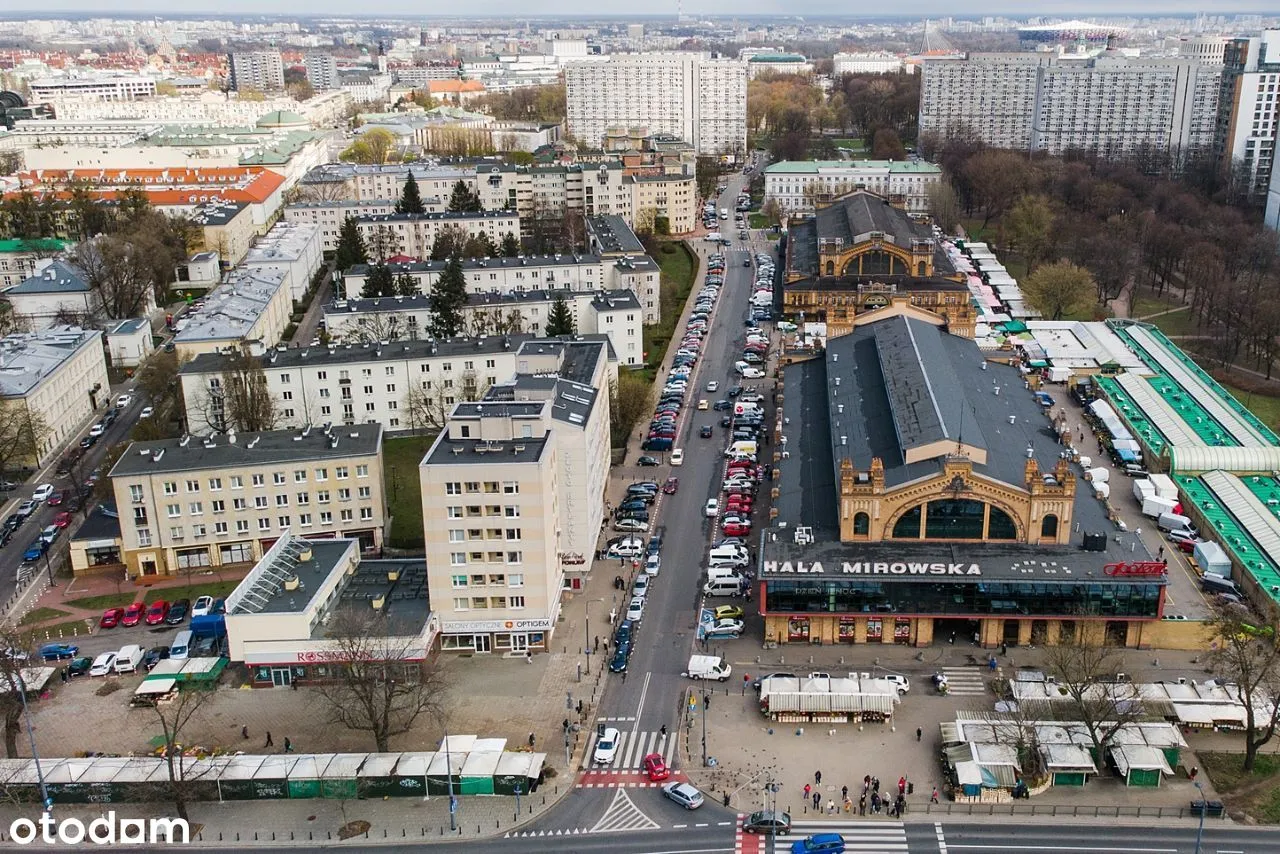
xmin=764 ymin=561 xmax=983 ymax=576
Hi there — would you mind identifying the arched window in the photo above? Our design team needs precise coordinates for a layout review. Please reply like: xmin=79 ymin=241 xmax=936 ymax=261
xmin=851 ymin=250 xmax=907 ymax=277
xmin=988 ymin=506 xmax=1017 ymax=540
xmin=825 ymin=260 xmax=835 ymax=276
xmin=925 ymin=499 xmax=985 ymax=539
xmin=853 ymin=512 xmax=870 ymax=536
xmin=917 ymin=261 xmax=927 ymax=277
xmin=1040 ymin=514 xmax=1059 ymax=539
xmin=891 ymin=505 xmax=922 ymax=539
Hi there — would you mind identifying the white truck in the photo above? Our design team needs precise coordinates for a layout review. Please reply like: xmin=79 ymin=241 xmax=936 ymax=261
xmin=685 ymin=654 xmax=732 ymax=681
xmin=1148 ymin=473 xmax=1178 ymax=500
xmin=1142 ymin=494 xmax=1177 ymax=519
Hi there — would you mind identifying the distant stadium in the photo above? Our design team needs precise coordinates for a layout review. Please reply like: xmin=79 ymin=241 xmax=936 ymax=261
xmin=1018 ymin=20 xmax=1129 ymax=44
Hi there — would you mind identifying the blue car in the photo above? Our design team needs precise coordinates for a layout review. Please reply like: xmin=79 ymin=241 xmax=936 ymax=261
xmin=22 ymin=541 xmax=45 ymax=561
xmin=39 ymin=643 xmax=78 ymax=661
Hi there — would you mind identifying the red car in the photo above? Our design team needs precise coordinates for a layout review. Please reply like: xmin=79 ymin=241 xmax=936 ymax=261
xmin=52 ymin=511 xmax=72 ymax=529
xmin=726 ymin=498 xmax=754 ymax=513
xmin=144 ymin=600 xmax=169 ymax=626
xmin=642 ymin=753 xmax=670 ymax=782
xmin=723 ymin=521 xmax=752 ymax=537
xmin=120 ymin=602 xmax=145 ymax=627
xmin=662 ymin=477 xmax=679 ymax=495
xmin=99 ymin=607 xmax=125 ymax=629
xmin=47 ymin=489 xmax=66 ymax=507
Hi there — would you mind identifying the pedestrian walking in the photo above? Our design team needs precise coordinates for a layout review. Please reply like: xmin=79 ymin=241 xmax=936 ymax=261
xmin=283 ymin=737 xmax=293 ymax=753
xmin=264 ymin=732 xmax=274 ymax=748
xmin=562 ymin=718 xmax=570 ymax=733
xmin=843 ymin=797 xmax=852 ymax=813
xmin=897 ymin=794 xmax=906 ymax=815
xmin=859 ymin=794 xmax=866 ymax=815
xmin=916 ymin=727 xmax=922 ymax=742
xmin=931 ymin=787 xmax=939 ymax=804
xmin=898 ymin=775 xmax=906 ymax=796
xmin=814 ymin=770 xmax=822 ymax=785
xmin=871 ymin=793 xmax=881 ymax=814
xmin=827 ymin=799 xmax=836 ymax=815
xmin=528 ymin=732 xmax=536 ymax=748
xmin=525 ymin=651 xmax=533 ymax=664
xmin=241 ymin=725 xmax=249 ymax=740
xmin=803 ymin=783 xmax=811 ymax=800
xmin=813 ymin=792 xmax=821 ymax=810
xmin=841 ymin=785 xmax=848 ymax=801
xmin=863 ymin=774 xmax=871 ymax=790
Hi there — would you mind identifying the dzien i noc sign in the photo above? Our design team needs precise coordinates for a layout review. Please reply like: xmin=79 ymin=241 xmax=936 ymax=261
xmin=764 ymin=561 xmax=982 ymax=576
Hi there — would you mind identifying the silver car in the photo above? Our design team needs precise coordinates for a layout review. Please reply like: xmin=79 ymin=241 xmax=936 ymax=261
xmin=662 ymin=781 xmax=704 ymax=809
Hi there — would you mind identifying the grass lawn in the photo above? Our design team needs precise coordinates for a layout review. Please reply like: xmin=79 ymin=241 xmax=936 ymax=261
xmin=146 ymin=577 xmax=241 ymax=603
xmin=1222 ymin=382 xmax=1280 ymax=432
xmin=1200 ymin=752 xmax=1280 ymax=823
xmin=19 ymin=606 xmax=69 ymax=625
xmin=748 ymin=213 xmax=772 ymax=230
xmin=1149 ymin=307 xmax=1197 ymax=337
xmin=829 ymin=138 xmax=867 ymax=151
xmin=958 ymin=217 xmax=992 ymax=242
xmin=383 ymin=433 xmax=436 ymax=549
xmin=1129 ymin=287 xmax=1187 ymax=319
xmin=641 ymin=241 xmax=697 ymax=382
xmin=63 ymin=591 xmax=141 ymax=611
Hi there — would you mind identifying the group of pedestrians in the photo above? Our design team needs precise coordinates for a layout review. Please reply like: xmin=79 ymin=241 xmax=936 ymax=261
xmin=803 ymin=770 xmax=934 ymax=817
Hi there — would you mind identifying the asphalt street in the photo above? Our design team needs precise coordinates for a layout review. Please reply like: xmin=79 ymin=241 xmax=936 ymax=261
xmin=592 ymin=174 xmax=764 ymax=769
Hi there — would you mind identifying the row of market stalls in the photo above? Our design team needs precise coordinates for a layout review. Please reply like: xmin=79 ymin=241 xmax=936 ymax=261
xmin=130 ymin=658 xmax=229 ymax=707
xmin=1086 ymin=399 xmax=1147 ymax=464
xmin=0 ymin=737 xmax=545 ymax=805
xmin=757 ymin=674 xmax=899 ymax=724
xmin=948 ymin=240 xmax=1042 ymax=328
xmin=940 ymin=714 xmax=1187 ymax=795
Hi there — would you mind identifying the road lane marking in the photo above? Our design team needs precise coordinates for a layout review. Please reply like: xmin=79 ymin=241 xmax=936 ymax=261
xmin=947 ymin=847 xmax=1177 ymax=852
xmin=632 ymin=670 xmax=651 ymax=735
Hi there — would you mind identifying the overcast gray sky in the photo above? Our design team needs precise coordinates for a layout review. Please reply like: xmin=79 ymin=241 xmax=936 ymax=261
xmin=2 ymin=2 xmax=1275 ymax=17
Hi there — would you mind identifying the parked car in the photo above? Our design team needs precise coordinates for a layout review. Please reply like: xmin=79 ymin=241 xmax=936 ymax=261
xmin=143 ymin=646 xmax=170 ymax=671
xmin=714 ymin=605 xmax=745 ymax=621
xmin=704 ymin=498 xmax=719 ymax=517
xmin=99 ymin=607 xmax=125 ymax=629
xmin=166 ymin=599 xmax=190 ymax=625
xmin=144 ymin=600 xmax=169 ymax=626
xmin=662 ymin=477 xmax=679 ymax=494
xmin=66 ymin=656 xmax=92 ymax=677
xmin=139 ymin=406 xmax=154 ymax=419
xmin=626 ymin=596 xmax=645 ymax=622
xmin=89 ymin=652 xmax=118 ymax=677
xmin=39 ymin=524 xmax=59 ymax=545
xmin=22 ymin=541 xmax=45 ymax=561
xmin=637 ymin=456 xmax=661 ymax=467
xmin=115 ymin=393 xmax=132 ymax=408
xmin=120 ymin=602 xmax=145 ymax=627
xmin=87 ymin=423 xmax=106 ymax=438
xmin=704 ymin=618 xmax=744 ymax=638
xmin=31 ymin=484 xmax=55 ymax=502
xmin=662 ymin=781 xmax=704 ymax=810
xmin=15 ymin=500 xmax=36 ymax=518
xmin=52 ymin=512 xmax=72 ymax=529
xmin=608 ymin=643 xmax=631 ymax=673
xmin=47 ymin=490 xmax=66 ymax=507
xmin=191 ymin=596 xmax=214 ymax=617
xmin=38 ymin=643 xmax=79 ymax=661
xmin=883 ymin=674 xmax=910 ymax=694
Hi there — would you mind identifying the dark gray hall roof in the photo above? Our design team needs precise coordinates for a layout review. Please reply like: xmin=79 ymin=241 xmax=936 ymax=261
xmin=814 ymin=190 xmax=929 ymax=248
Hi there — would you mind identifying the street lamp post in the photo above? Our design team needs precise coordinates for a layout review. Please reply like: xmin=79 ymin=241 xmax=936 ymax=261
xmin=15 ymin=671 xmax=50 ymax=814
xmin=1193 ymin=780 xmax=1206 ymax=854
xmin=444 ymin=724 xmax=457 ymax=833
xmin=513 ymin=783 xmax=522 ymax=821
xmin=42 ymin=544 xmax=55 ymax=588
xmin=767 ymin=780 xmax=781 ymax=851
xmin=701 ymin=692 xmax=709 ymax=766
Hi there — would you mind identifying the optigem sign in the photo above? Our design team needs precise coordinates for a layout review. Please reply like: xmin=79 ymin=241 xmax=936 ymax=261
xmin=764 ymin=561 xmax=982 ymax=576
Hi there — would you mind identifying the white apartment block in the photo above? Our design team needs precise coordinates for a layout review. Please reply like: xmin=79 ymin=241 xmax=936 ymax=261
xmin=178 ymin=333 xmax=619 ymax=437
xmin=108 ymin=423 xmax=386 ymax=579
xmin=304 ymin=53 xmax=340 ymax=90
xmin=172 ymin=265 xmax=292 ymax=359
xmin=920 ymin=51 xmax=1222 ymax=157
xmin=564 ymin=52 xmax=747 ymax=156
xmin=241 ymin=220 xmax=324 ymax=302
xmin=229 ymin=51 xmax=286 ymax=92
xmin=1219 ymin=32 xmax=1280 ymax=204
xmin=420 ymin=338 xmax=612 ymax=652
xmin=339 ymin=250 xmax=660 ymax=326
xmin=284 ymin=199 xmax=442 ymax=252
xmin=354 ymin=211 xmax=521 ymax=261
xmin=323 ymin=288 xmax=644 ymax=365
xmin=0 ymin=327 xmax=109 ymax=467
xmin=29 ymin=75 xmax=157 ymax=102
xmin=41 ymin=91 xmax=350 ymax=128
xmin=833 ymin=53 xmax=908 ymax=76
xmin=763 ymin=160 xmax=943 ymax=215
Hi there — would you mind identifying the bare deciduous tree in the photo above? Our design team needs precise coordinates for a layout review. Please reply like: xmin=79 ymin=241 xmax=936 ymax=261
xmin=311 ymin=609 xmax=450 ymax=752
xmin=215 ymin=351 xmax=277 ymax=433
xmin=69 ymin=235 xmax=155 ymax=323
xmin=1205 ymin=607 xmax=1280 ymax=772
xmin=147 ymin=684 xmax=219 ymax=822
xmin=0 ymin=624 xmax=39 ymax=759
xmin=0 ymin=402 xmax=49 ymax=473
xmin=347 ymin=313 xmax=406 ymax=345
xmin=1040 ymin=637 xmax=1145 ymax=761
xmin=403 ymin=384 xmax=451 ymax=434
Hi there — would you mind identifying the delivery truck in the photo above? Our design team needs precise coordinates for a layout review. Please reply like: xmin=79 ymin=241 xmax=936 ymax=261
xmin=1133 ymin=478 xmax=1156 ymax=504
xmin=1148 ymin=473 xmax=1178 ymax=500
xmin=685 ymin=654 xmax=732 ymax=681
xmin=1142 ymin=494 xmax=1178 ymax=519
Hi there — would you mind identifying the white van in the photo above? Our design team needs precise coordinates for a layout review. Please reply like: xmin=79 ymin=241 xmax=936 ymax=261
xmin=704 ymin=577 xmax=742 ymax=597
xmin=708 ymin=545 xmax=750 ymax=568
xmin=114 ymin=644 xmax=145 ymax=674
xmin=169 ymin=630 xmax=193 ymax=661
xmin=726 ymin=440 xmax=758 ymax=458
xmin=707 ymin=565 xmax=740 ymax=581
xmin=750 ymin=292 xmax=773 ymax=307
xmin=1157 ymin=512 xmax=1195 ymax=535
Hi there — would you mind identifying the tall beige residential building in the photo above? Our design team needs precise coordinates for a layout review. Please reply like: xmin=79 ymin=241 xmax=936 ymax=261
xmin=564 ymin=52 xmax=747 ymax=156
xmin=420 ymin=338 xmax=612 ymax=653
xmin=108 ymin=423 xmax=386 ymax=579
xmin=229 ymin=51 xmax=286 ymax=92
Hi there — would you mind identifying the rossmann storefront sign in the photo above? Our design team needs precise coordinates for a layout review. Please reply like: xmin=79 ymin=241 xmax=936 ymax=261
xmin=764 ymin=560 xmax=983 ymax=576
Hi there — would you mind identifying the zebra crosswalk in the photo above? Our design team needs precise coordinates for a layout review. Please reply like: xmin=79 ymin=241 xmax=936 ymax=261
xmin=583 ymin=730 xmax=671 ymax=770
xmin=767 ymin=819 xmax=908 ymax=853
xmin=939 ymin=666 xmax=988 ymax=696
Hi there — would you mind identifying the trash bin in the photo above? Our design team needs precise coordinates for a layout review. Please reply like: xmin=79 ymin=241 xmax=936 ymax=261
xmin=1190 ymin=800 xmax=1224 ymax=818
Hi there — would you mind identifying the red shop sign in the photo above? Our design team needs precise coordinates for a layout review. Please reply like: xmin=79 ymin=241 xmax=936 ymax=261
xmin=1104 ymin=561 xmax=1167 ymax=577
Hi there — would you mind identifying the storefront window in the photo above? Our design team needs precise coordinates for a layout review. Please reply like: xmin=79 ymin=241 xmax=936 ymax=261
xmin=838 ymin=618 xmax=856 ymax=642
xmin=925 ymin=499 xmax=985 ymax=539
xmin=866 ymin=618 xmax=882 ymax=640
xmin=891 ymin=506 xmax=922 ymax=539
xmin=894 ymin=618 xmax=911 ymax=644
xmin=787 ymin=618 xmax=810 ymax=642
xmin=85 ymin=546 xmax=121 ymax=566
xmin=176 ymin=547 xmax=211 ymax=569
xmin=220 ymin=542 xmax=253 ymax=564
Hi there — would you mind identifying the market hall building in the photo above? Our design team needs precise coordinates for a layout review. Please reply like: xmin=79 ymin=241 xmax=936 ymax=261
xmin=762 ymin=304 xmax=1167 ymax=648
